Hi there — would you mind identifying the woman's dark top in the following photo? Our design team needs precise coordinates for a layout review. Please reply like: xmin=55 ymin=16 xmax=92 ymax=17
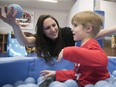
xmin=35 ymin=27 xmax=75 ymax=62
xmin=49 ymin=27 xmax=75 ymax=57
xmin=61 ymin=27 xmax=75 ymax=46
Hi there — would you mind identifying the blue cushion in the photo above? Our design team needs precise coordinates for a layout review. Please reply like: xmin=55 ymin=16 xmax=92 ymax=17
xmin=0 ymin=58 xmax=34 ymax=86
xmin=0 ymin=56 xmax=115 ymax=86
xmin=7 ymin=33 xmax=27 ymax=57
xmin=0 ymin=57 xmax=74 ymax=86
xmin=108 ymin=56 xmax=116 ymax=74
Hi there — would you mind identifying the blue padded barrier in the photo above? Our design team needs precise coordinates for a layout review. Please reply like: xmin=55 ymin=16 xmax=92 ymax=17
xmin=0 ymin=56 xmax=116 ymax=86
xmin=7 ymin=33 xmax=27 ymax=57
xmin=108 ymin=56 xmax=116 ymax=74
xmin=33 ymin=58 xmax=74 ymax=80
xmin=0 ymin=57 xmax=74 ymax=86
xmin=0 ymin=57 xmax=34 ymax=86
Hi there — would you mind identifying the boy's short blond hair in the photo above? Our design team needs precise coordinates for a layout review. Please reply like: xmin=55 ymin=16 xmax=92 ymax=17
xmin=71 ymin=11 xmax=103 ymax=37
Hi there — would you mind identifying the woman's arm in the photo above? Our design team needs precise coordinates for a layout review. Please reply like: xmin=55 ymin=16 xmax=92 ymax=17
xmin=96 ymin=25 xmax=116 ymax=39
xmin=0 ymin=6 xmax=35 ymax=46
xmin=12 ymin=25 xmax=35 ymax=46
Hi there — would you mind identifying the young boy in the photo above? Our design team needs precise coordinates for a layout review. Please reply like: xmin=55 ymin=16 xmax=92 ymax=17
xmin=41 ymin=11 xmax=110 ymax=87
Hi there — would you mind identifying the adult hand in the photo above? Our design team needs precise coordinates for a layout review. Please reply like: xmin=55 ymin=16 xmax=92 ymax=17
xmin=0 ymin=6 xmax=19 ymax=27
xmin=40 ymin=70 xmax=56 ymax=80
xmin=57 ymin=49 xmax=64 ymax=62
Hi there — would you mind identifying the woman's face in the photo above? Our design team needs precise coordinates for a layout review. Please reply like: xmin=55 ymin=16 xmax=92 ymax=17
xmin=43 ymin=17 xmax=59 ymax=40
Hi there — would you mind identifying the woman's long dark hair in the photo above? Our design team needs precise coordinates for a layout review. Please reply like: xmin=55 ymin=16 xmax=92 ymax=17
xmin=35 ymin=15 xmax=65 ymax=62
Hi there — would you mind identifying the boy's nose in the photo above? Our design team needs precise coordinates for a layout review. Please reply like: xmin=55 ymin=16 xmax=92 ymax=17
xmin=71 ymin=28 xmax=74 ymax=31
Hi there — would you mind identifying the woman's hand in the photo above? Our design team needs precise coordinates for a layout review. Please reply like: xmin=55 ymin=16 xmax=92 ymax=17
xmin=57 ymin=49 xmax=64 ymax=62
xmin=41 ymin=70 xmax=56 ymax=80
xmin=0 ymin=6 xmax=19 ymax=27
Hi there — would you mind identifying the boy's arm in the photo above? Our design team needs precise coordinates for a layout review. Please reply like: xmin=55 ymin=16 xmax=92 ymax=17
xmin=63 ymin=46 xmax=108 ymax=67
xmin=41 ymin=69 xmax=76 ymax=82
xmin=96 ymin=25 xmax=116 ymax=39
xmin=56 ymin=70 xmax=76 ymax=81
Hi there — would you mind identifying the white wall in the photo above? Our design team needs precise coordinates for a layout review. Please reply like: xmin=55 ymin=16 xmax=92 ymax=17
xmin=1 ymin=1 xmax=116 ymax=34
xmin=67 ymin=1 xmax=79 ymax=27
xmin=68 ymin=0 xmax=116 ymax=29
xmin=22 ymin=7 xmax=68 ymax=34
xmin=67 ymin=0 xmax=94 ymax=27
xmin=100 ymin=1 xmax=116 ymax=28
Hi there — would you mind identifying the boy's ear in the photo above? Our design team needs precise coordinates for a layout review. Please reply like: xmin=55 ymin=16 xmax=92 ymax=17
xmin=86 ymin=24 xmax=92 ymax=33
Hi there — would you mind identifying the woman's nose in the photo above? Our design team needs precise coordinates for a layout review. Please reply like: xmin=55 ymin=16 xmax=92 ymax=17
xmin=50 ymin=27 xmax=56 ymax=31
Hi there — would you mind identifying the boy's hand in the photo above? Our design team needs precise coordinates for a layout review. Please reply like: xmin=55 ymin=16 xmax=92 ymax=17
xmin=57 ymin=49 xmax=64 ymax=62
xmin=40 ymin=70 xmax=56 ymax=80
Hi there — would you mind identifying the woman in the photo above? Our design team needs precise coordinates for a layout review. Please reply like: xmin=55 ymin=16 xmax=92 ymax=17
xmin=0 ymin=6 xmax=116 ymax=62
xmin=35 ymin=15 xmax=75 ymax=62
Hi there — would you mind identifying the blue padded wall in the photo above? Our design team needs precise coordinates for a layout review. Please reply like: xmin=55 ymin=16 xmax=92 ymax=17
xmin=0 ymin=57 xmax=74 ymax=86
xmin=7 ymin=33 xmax=27 ymax=57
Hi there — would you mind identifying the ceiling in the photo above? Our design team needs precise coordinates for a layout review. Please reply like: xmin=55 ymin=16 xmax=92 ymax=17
xmin=103 ymin=0 xmax=116 ymax=2
xmin=0 ymin=0 xmax=116 ymax=12
xmin=0 ymin=0 xmax=77 ymax=12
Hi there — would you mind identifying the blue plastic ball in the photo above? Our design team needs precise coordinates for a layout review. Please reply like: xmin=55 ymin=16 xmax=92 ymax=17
xmin=24 ymin=77 xmax=36 ymax=84
xmin=49 ymin=81 xmax=62 ymax=87
xmin=14 ymin=80 xmax=25 ymax=87
xmin=112 ymin=77 xmax=116 ymax=84
xmin=105 ymin=78 xmax=114 ymax=84
xmin=94 ymin=80 xmax=109 ymax=87
xmin=8 ymin=4 xmax=23 ymax=18
xmin=84 ymin=84 xmax=94 ymax=87
xmin=2 ymin=84 xmax=13 ymax=87
xmin=112 ymin=70 xmax=116 ymax=77
xmin=64 ymin=79 xmax=78 ymax=87
xmin=49 ymin=82 xmax=67 ymax=87
xmin=37 ymin=76 xmax=45 ymax=85
xmin=17 ymin=84 xmax=25 ymax=87
xmin=103 ymin=84 xmax=114 ymax=87
xmin=113 ymin=80 xmax=116 ymax=86
xmin=25 ymin=83 xmax=38 ymax=87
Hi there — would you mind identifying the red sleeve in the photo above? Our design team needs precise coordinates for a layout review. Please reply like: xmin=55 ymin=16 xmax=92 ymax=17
xmin=63 ymin=41 xmax=108 ymax=67
xmin=56 ymin=70 xmax=76 ymax=81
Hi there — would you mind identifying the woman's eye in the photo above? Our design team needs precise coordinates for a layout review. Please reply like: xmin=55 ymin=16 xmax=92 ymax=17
xmin=44 ymin=24 xmax=56 ymax=30
xmin=44 ymin=26 xmax=50 ymax=30
xmin=52 ymin=24 xmax=56 ymax=27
